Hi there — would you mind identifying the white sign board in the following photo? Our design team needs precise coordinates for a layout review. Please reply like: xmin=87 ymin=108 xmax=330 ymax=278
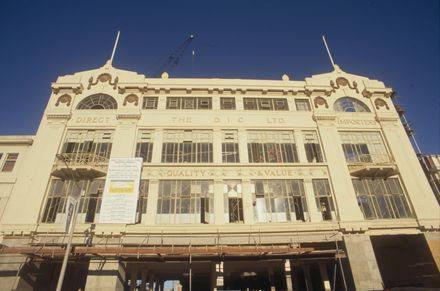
xmin=99 ymin=158 xmax=143 ymax=224
xmin=64 ymin=196 xmax=77 ymax=233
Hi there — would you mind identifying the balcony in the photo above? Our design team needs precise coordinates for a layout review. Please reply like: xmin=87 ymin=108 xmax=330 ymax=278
xmin=51 ymin=153 xmax=109 ymax=180
xmin=347 ymin=154 xmax=398 ymax=178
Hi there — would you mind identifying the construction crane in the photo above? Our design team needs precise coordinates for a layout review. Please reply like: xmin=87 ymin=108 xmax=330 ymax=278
xmin=154 ymin=34 xmax=195 ymax=77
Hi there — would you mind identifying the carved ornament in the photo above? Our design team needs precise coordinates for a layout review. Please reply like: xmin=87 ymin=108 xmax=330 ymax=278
xmin=330 ymin=77 xmax=359 ymax=93
xmin=55 ymin=94 xmax=72 ymax=107
xmin=314 ymin=97 xmax=329 ymax=109
xmin=88 ymin=73 xmax=119 ymax=90
xmin=374 ymin=98 xmax=389 ymax=110
xmin=123 ymin=94 xmax=139 ymax=106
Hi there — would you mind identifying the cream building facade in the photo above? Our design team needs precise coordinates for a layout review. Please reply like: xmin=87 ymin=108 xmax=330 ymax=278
xmin=0 ymin=60 xmax=439 ymax=290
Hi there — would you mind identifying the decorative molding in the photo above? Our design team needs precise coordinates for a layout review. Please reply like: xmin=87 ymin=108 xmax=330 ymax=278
xmin=374 ymin=98 xmax=389 ymax=110
xmin=362 ymin=88 xmax=393 ymax=99
xmin=116 ymin=113 xmax=141 ymax=120
xmin=87 ymin=73 xmax=118 ymax=90
xmin=312 ymin=115 xmax=336 ymax=122
xmin=375 ymin=116 xmax=399 ymax=122
xmin=52 ymin=83 xmax=83 ymax=95
xmin=55 ymin=94 xmax=72 ymax=107
xmin=330 ymin=77 xmax=359 ymax=93
xmin=123 ymin=94 xmax=139 ymax=106
xmin=118 ymin=86 xmax=148 ymax=94
xmin=314 ymin=96 xmax=329 ymax=109
xmin=46 ymin=113 xmax=71 ymax=120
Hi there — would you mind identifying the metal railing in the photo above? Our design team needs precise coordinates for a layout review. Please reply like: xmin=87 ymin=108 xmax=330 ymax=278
xmin=347 ymin=154 xmax=393 ymax=165
xmin=55 ymin=152 xmax=109 ymax=166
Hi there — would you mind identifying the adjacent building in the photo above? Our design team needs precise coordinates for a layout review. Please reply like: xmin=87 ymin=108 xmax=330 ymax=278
xmin=0 ymin=60 xmax=439 ymax=290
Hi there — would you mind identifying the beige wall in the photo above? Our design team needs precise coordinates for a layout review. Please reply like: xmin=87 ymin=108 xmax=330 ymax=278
xmin=1 ymin=62 xmax=438 ymax=238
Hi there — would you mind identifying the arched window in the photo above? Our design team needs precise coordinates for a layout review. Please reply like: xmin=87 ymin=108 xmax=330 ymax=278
xmin=334 ymin=97 xmax=370 ymax=112
xmin=76 ymin=94 xmax=118 ymax=110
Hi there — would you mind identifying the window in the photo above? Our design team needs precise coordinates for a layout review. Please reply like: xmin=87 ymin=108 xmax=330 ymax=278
xmin=243 ymin=98 xmax=288 ymax=111
xmin=42 ymin=179 xmax=149 ymax=223
xmin=334 ymin=97 xmax=370 ymax=112
xmin=156 ymin=180 xmax=214 ymax=224
xmin=166 ymin=97 xmax=212 ymax=109
xmin=224 ymin=180 xmax=243 ymax=223
xmin=61 ymin=130 xmax=113 ymax=163
xmin=295 ymin=99 xmax=311 ymax=111
xmin=135 ymin=130 xmax=154 ymax=162
xmin=312 ymin=179 xmax=336 ymax=221
xmin=220 ymin=97 xmax=236 ymax=110
xmin=162 ymin=130 xmax=213 ymax=163
xmin=2 ymin=153 xmax=18 ymax=172
xmin=77 ymin=94 xmax=118 ymax=109
xmin=340 ymin=132 xmax=389 ymax=164
xmin=142 ymin=97 xmax=158 ymax=109
xmin=251 ymin=180 xmax=308 ymax=223
xmin=303 ymin=131 xmax=324 ymax=162
xmin=247 ymin=130 xmax=298 ymax=163
xmin=222 ymin=130 xmax=240 ymax=163
xmin=352 ymin=178 xmax=412 ymax=220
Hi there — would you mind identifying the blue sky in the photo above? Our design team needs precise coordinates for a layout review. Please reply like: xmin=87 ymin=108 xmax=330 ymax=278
xmin=0 ymin=0 xmax=438 ymax=153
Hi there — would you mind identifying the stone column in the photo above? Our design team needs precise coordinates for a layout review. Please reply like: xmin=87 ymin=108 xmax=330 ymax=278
xmin=213 ymin=128 xmax=222 ymax=164
xmin=344 ymin=234 xmax=383 ymax=290
xmin=303 ymin=264 xmax=313 ymax=291
xmin=318 ymin=261 xmax=331 ymax=291
xmin=129 ymin=266 xmax=138 ymax=291
xmin=214 ymin=179 xmax=225 ymax=225
xmin=148 ymin=273 xmax=155 ymax=291
xmin=303 ymin=178 xmax=321 ymax=222
xmin=140 ymin=269 xmax=148 ymax=291
xmin=294 ymin=130 xmax=307 ymax=163
xmin=212 ymin=261 xmax=224 ymax=291
xmin=284 ymin=259 xmax=293 ymax=291
xmin=85 ymin=259 xmax=126 ymax=291
xmin=268 ymin=267 xmax=276 ymax=291
xmin=145 ymin=180 xmax=159 ymax=225
xmin=241 ymin=179 xmax=254 ymax=224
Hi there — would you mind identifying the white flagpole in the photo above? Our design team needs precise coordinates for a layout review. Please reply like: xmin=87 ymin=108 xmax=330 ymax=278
xmin=110 ymin=31 xmax=120 ymax=65
xmin=322 ymin=35 xmax=336 ymax=68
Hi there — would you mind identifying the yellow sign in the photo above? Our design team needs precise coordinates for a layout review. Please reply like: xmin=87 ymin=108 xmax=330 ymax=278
xmin=109 ymin=180 xmax=135 ymax=194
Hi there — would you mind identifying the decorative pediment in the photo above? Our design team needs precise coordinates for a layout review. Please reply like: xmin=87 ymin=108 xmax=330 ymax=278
xmin=88 ymin=73 xmax=119 ymax=90
xmin=330 ymin=77 xmax=359 ymax=93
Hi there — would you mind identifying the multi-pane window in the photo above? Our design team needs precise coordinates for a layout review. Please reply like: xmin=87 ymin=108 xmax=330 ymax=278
xmin=222 ymin=130 xmax=240 ymax=163
xmin=312 ymin=179 xmax=336 ymax=221
xmin=1 ymin=153 xmax=18 ymax=172
xmin=142 ymin=97 xmax=158 ymax=109
xmin=166 ymin=97 xmax=212 ymax=109
xmin=61 ymin=130 xmax=113 ymax=163
xmin=340 ymin=132 xmax=389 ymax=164
xmin=295 ymin=99 xmax=311 ymax=111
xmin=243 ymin=98 xmax=288 ymax=111
xmin=352 ymin=178 xmax=412 ymax=220
xmin=220 ymin=97 xmax=236 ymax=110
xmin=247 ymin=131 xmax=298 ymax=163
xmin=303 ymin=131 xmax=324 ymax=162
xmin=224 ymin=180 xmax=243 ymax=223
xmin=156 ymin=180 xmax=214 ymax=224
xmin=251 ymin=180 xmax=308 ymax=223
xmin=135 ymin=130 xmax=154 ymax=162
xmin=42 ymin=179 xmax=149 ymax=223
xmin=161 ymin=130 xmax=213 ymax=163
xmin=334 ymin=97 xmax=370 ymax=112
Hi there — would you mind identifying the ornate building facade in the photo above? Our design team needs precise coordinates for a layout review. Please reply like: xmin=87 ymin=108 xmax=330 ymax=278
xmin=0 ymin=61 xmax=439 ymax=290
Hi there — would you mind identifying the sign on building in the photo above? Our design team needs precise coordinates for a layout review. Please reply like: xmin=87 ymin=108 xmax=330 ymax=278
xmin=99 ymin=158 xmax=143 ymax=224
